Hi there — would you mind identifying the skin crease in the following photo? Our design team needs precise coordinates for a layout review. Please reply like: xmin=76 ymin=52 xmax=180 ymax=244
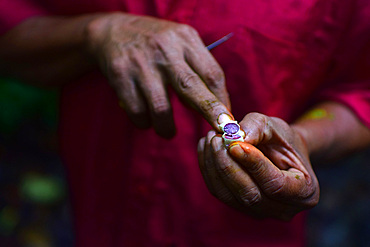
xmin=199 ymin=114 xmax=319 ymax=221
xmin=0 ymin=13 xmax=231 ymax=138
xmin=1 ymin=13 xmax=370 ymax=220
xmin=198 ymin=103 xmax=370 ymax=220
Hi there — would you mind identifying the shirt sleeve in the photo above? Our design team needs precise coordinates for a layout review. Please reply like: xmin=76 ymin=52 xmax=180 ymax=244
xmin=0 ymin=0 xmax=47 ymax=35
xmin=318 ymin=0 xmax=370 ymax=128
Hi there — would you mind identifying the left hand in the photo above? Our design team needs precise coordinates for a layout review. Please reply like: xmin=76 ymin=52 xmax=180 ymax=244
xmin=198 ymin=112 xmax=320 ymax=220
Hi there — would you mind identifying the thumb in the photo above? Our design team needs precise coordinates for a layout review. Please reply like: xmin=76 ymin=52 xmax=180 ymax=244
xmin=228 ymin=142 xmax=282 ymax=184
xmin=228 ymin=142 xmax=312 ymax=199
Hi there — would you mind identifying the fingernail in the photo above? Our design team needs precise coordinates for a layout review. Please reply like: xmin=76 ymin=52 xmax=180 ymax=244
xmin=197 ymin=137 xmax=205 ymax=153
xmin=240 ymin=129 xmax=246 ymax=138
xmin=228 ymin=142 xmax=240 ymax=150
xmin=211 ymin=136 xmax=223 ymax=152
xmin=217 ymin=113 xmax=232 ymax=124
xmin=228 ymin=143 xmax=245 ymax=157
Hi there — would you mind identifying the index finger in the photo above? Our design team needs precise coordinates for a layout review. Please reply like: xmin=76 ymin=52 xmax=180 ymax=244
xmin=184 ymin=43 xmax=231 ymax=109
xmin=168 ymin=61 xmax=232 ymax=130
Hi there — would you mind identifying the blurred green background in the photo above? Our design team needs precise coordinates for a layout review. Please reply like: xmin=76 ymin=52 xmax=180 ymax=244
xmin=0 ymin=78 xmax=72 ymax=247
xmin=0 ymin=78 xmax=369 ymax=247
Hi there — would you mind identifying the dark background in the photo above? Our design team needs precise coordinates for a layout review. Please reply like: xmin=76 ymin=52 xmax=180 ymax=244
xmin=0 ymin=79 xmax=369 ymax=247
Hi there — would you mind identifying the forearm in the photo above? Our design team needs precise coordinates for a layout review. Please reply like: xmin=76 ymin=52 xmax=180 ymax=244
xmin=292 ymin=101 xmax=370 ymax=163
xmin=0 ymin=14 xmax=101 ymax=86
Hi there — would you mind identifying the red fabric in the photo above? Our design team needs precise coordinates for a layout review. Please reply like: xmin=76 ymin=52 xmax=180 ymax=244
xmin=317 ymin=0 xmax=370 ymax=127
xmin=2 ymin=0 xmax=370 ymax=246
xmin=0 ymin=0 xmax=46 ymax=35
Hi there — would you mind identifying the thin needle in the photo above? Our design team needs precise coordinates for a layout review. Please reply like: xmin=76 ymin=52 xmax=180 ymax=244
xmin=206 ymin=33 xmax=234 ymax=50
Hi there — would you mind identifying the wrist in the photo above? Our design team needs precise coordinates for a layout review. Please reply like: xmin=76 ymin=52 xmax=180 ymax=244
xmin=81 ymin=13 xmax=110 ymax=62
xmin=83 ymin=12 xmax=138 ymax=59
xmin=291 ymin=124 xmax=310 ymax=153
xmin=290 ymin=102 xmax=370 ymax=162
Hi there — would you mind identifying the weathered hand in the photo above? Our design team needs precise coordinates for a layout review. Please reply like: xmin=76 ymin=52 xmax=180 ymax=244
xmin=86 ymin=13 xmax=230 ymax=138
xmin=198 ymin=113 xmax=319 ymax=220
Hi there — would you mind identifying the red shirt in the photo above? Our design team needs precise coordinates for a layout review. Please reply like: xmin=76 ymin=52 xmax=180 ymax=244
xmin=1 ymin=0 xmax=370 ymax=246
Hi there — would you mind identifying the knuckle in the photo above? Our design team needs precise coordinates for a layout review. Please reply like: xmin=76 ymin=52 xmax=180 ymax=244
xmin=217 ymin=162 xmax=238 ymax=180
xmin=199 ymin=100 xmax=222 ymax=115
xmin=248 ymin=159 xmax=266 ymax=176
xmin=109 ymin=58 xmax=128 ymax=78
xmin=147 ymin=33 xmax=164 ymax=49
xmin=304 ymin=198 xmax=319 ymax=210
xmin=307 ymin=195 xmax=319 ymax=209
xmin=246 ymin=112 xmax=269 ymax=125
xmin=244 ymin=112 xmax=272 ymax=139
xmin=217 ymin=162 xmax=233 ymax=177
xmin=176 ymin=71 xmax=199 ymax=92
xmin=173 ymin=24 xmax=201 ymax=44
xmin=176 ymin=23 xmax=197 ymax=35
xmin=203 ymin=69 xmax=226 ymax=89
xmin=239 ymin=188 xmax=262 ymax=207
xmin=303 ymin=187 xmax=320 ymax=209
xmin=262 ymin=175 xmax=285 ymax=197
xmin=151 ymin=98 xmax=171 ymax=117
xmin=207 ymin=130 xmax=217 ymax=142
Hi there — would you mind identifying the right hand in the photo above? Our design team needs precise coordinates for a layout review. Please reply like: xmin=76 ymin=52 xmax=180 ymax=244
xmin=85 ymin=13 xmax=231 ymax=138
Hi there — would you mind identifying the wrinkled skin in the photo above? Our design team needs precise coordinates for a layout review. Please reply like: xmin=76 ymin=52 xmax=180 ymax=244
xmin=4 ymin=13 xmax=369 ymax=221
xmin=198 ymin=112 xmax=320 ymax=220
xmin=86 ymin=13 xmax=231 ymax=138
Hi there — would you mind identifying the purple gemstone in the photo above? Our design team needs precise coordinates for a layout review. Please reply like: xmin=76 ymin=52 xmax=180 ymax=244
xmin=224 ymin=134 xmax=241 ymax=140
xmin=224 ymin=123 xmax=239 ymax=135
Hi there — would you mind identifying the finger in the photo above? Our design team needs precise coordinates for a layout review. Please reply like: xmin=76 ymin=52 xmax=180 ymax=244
xmin=210 ymin=136 xmax=262 ymax=207
xmin=229 ymin=142 xmax=311 ymax=200
xmin=184 ymin=46 xmax=231 ymax=109
xmin=108 ymin=64 xmax=151 ymax=129
xmin=134 ymin=53 xmax=176 ymax=139
xmin=199 ymin=130 xmax=237 ymax=205
xmin=239 ymin=112 xmax=310 ymax=173
xmin=197 ymin=136 xmax=206 ymax=165
xmin=213 ymin=138 xmax=314 ymax=219
xmin=197 ymin=136 xmax=209 ymax=187
xmin=173 ymin=23 xmax=229 ymax=108
xmin=199 ymin=130 xmax=219 ymax=191
xmin=240 ymin=113 xmax=294 ymax=146
xmin=239 ymin=112 xmax=272 ymax=146
xmin=166 ymin=60 xmax=232 ymax=131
